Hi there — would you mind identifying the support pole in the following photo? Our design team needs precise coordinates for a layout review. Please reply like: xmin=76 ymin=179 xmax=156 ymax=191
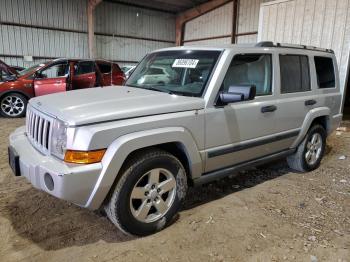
xmin=87 ymin=0 xmax=102 ymax=59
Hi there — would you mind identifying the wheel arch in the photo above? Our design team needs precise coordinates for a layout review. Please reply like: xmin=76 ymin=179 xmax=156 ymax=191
xmin=0 ymin=90 xmax=31 ymax=101
xmin=291 ymin=107 xmax=331 ymax=148
xmin=85 ymin=127 xmax=203 ymax=210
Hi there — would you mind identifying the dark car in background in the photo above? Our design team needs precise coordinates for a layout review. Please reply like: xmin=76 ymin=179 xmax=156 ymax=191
xmin=0 ymin=59 xmax=125 ymax=118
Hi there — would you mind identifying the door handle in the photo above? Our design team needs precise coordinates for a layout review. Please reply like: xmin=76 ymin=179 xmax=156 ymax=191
xmin=305 ymin=99 xmax=317 ymax=106
xmin=55 ymin=80 xmax=62 ymax=84
xmin=261 ymin=105 xmax=277 ymax=113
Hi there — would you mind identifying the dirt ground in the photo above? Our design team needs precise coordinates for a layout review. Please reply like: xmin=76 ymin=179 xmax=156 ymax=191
xmin=0 ymin=118 xmax=349 ymax=262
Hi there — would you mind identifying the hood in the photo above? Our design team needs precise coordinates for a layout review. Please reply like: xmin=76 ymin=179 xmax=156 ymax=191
xmin=29 ymin=86 xmax=205 ymax=126
xmin=0 ymin=60 xmax=18 ymax=76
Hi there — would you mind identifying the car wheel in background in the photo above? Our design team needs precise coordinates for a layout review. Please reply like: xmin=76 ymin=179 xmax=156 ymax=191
xmin=0 ymin=93 xmax=27 ymax=118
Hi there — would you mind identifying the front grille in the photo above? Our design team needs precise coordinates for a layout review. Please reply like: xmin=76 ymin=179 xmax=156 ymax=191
xmin=26 ymin=106 xmax=52 ymax=154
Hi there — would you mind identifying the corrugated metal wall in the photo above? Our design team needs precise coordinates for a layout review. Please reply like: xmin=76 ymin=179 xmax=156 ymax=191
xmin=258 ymin=0 xmax=350 ymax=97
xmin=0 ymin=0 xmax=175 ymax=68
xmin=236 ymin=0 xmax=269 ymax=43
xmin=95 ymin=2 xmax=175 ymax=65
xmin=0 ymin=0 xmax=88 ymax=67
xmin=183 ymin=2 xmax=233 ymax=46
xmin=182 ymin=0 xmax=271 ymax=46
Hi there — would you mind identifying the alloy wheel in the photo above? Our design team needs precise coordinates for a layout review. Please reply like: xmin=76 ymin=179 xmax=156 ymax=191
xmin=129 ymin=168 xmax=177 ymax=223
xmin=305 ymin=133 xmax=323 ymax=166
xmin=1 ymin=95 xmax=25 ymax=117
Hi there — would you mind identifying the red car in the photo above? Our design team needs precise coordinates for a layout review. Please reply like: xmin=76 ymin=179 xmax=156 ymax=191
xmin=0 ymin=59 xmax=125 ymax=118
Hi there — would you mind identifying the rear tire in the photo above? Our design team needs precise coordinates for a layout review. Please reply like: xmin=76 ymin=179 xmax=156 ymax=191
xmin=105 ymin=149 xmax=187 ymax=236
xmin=0 ymin=93 xmax=27 ymax=118
xmin=287 ymin=124 xmax=326 ymax=172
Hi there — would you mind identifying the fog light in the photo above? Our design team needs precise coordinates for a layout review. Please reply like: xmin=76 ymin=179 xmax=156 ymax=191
xmin=44 ymin=173 xmax=54 ymax=191
xmin=64 ymin=149 xmax=106 ymax=164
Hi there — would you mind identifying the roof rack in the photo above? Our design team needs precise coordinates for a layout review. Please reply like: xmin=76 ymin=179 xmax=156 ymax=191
xmin=255 ymin=41 xmax=334 ymax=54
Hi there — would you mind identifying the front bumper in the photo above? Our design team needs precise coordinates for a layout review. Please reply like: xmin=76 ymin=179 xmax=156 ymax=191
xmin=9 ymin=126 xmax=102 ymax=208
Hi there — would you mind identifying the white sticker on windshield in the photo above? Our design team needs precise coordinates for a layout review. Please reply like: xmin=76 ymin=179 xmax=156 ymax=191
xmin=172 ymin=59 xmax=199 ymax=68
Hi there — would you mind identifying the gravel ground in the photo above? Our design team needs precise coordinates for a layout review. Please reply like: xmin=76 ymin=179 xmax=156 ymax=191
xmin=0 ymin=118 xmax=349 ymax=262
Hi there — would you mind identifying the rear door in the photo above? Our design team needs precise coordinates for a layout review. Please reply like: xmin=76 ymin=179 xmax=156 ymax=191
xmin=72 ymin=61 xmax=96 ymax=89
xmin=96 ymin=62 xmax=113 ymax=86
xmin=34 ymin=62 xmax=69 ymax=96
xmin=273 ymin=53 xmax=315 ymax=135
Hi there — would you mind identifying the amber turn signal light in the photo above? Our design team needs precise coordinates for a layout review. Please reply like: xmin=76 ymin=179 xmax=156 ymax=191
xmin=64 ymin=149 xmax=106 ymax=164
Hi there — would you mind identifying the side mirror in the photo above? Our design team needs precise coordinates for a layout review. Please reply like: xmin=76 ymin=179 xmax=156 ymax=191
xmin=219 ymin=85 xmax=256 ymax=104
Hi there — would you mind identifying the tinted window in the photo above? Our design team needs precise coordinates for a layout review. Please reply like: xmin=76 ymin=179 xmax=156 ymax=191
xmin=280 ymin=55 xmax=310 ymax=93
xmin=314 ymin=56 xmax=335 ymax=88
xmin=75 ymin=61 xmax=94 ymax=75
xmin=222 ymin=54 xmax=272 ymax=96
xmin=98 ymin=63 xmax=111 ymax=74
xmin=40 ymin=63 xmax=68 ymax=78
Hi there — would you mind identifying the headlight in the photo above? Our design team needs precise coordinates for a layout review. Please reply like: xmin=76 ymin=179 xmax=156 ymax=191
xmin=50 ymin=119 xmax=67 ymax=159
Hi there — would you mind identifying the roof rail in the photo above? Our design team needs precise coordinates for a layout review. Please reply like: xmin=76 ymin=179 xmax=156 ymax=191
xmin=255 ymin=41 xmax=334 ymax=54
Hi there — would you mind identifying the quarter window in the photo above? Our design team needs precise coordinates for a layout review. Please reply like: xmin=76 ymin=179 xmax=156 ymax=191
xmin=222 ymin=54 xmax=272 ymax=96
xmin=280 ymin=55 xmax=310 ymax=93
xmin=314 ymin=56 xmax=335 ymax=88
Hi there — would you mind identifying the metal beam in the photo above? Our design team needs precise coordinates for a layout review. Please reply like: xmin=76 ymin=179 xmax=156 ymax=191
xmin=87 ymin=0 xmax=103 ymax=59
xmin=175 ymin=0 xmax=232 ymax=46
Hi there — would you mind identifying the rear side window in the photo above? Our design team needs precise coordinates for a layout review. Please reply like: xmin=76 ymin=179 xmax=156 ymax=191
xmin=280 ymin=55 xmax=310 ymax=93
xmin=314 ymin=56 xmax=335 ymax=88
xmin=222 ymin=54 xmax=272 ymax=96
xmin=75 ymin=61 xmax=95 ymax=75
xmin=98 ymin=63 xmax=112 ymax=74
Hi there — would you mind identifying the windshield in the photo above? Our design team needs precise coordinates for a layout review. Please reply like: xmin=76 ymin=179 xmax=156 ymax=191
xmin=125 ymin=50 xmax=221 ymax=97
xmin=18 ymin=63 xmax=45 ymax=76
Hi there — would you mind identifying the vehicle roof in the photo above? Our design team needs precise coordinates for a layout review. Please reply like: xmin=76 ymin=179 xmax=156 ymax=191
xmin=50 ymin=58 xmax=118 ymax=63
xmin=153 ymin=42 xmax=335 ymax=57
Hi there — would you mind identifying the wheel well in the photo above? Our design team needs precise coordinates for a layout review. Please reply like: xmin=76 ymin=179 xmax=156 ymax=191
xmin=310 ymin=115 xmax=330 ymax=134
xmin=123 ymin=143 xmax=192 ymax=184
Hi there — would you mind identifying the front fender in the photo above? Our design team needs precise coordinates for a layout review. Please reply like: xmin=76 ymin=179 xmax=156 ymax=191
xmin=291 ymin=107 xmax=330 ymax=148
xmin=85 ymin=126 xmax=202 ymax=209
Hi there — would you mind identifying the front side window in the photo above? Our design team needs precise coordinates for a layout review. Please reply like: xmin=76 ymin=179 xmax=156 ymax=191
xmin=221 ymin=54 xmax=272 ymax=96
xmin=75 ymin=61 xmax=95 ymax=75
xmin=39 ymin=63 xmax=69 ymax=79
xmin=126 ymin=50 xmax=221 ymax=97
xmin=280 ymin=55 xmax=310 ymax=93
xmin=314 ymin=56 xmax=335 ymax=88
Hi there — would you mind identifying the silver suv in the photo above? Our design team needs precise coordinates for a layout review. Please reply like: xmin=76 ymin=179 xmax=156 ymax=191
xmin=8 ymin=42 xmax=343 ymax=236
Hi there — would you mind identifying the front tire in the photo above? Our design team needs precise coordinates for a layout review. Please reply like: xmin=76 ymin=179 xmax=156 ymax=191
xmin=0 ymin=93 xmax=27 ymax=118
xmin=287 ymin=124 xmax=326 ymax=172
xmin=105 ymin=149 xmax=187 ymax=236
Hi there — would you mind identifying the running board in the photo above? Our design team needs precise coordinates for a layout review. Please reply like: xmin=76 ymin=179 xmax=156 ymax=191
xmin=193 ymin=149 xmax=295 ymax=186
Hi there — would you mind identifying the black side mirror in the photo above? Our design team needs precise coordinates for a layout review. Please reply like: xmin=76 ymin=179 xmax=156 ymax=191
xmin=219 ymin=85 xmax=256 ymax=104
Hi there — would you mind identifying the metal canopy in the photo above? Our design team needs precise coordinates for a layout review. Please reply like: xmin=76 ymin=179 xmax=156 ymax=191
xmin=105 ymin=0 xmax=211 ymax=13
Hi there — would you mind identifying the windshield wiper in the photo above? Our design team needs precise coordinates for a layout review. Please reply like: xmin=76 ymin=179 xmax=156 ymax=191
xmin=126 ymin=84 xmax=168 ymax=94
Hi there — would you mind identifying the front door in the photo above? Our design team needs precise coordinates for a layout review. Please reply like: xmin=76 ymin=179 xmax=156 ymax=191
xmin=34 ymin=62 xmax=69 ymax=96
xmin=204 ymin=53 xmax=295 ymax=172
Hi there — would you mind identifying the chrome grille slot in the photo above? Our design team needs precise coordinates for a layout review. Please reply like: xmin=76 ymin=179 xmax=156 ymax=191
xmin=26 ymin=106 xmax=52 ymax=154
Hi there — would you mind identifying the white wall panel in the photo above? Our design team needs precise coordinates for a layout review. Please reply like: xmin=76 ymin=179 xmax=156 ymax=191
xmin=258 ymin=0 xmax=350 ymax=103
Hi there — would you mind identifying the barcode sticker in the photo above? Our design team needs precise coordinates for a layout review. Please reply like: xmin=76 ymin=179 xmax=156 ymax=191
xmin=172 ymin=59 xmax=199 ymax=68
